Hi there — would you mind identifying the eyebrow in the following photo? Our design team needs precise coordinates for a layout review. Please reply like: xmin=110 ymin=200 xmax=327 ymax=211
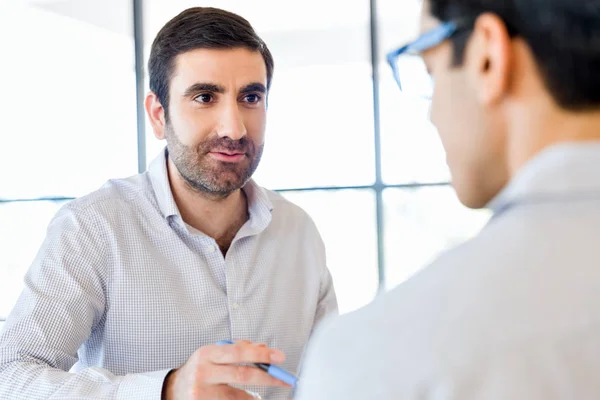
xmin=183 ymin=83 xmax=225 ymax=98
xmin=182 ymin=82 xmax=267 ymax=98
xmin=239 ymin=82 xmax=267 ymax=94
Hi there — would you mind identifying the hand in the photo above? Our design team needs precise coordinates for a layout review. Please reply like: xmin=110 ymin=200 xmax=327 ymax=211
xmin=162 ymin=340 xmax=291 ymax=400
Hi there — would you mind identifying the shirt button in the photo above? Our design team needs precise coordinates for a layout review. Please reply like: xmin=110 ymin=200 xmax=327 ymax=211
xmin=232 ymin=302 xmax=240 ymax=309
xmin=205 ymin=244 xmax=217 ymax=253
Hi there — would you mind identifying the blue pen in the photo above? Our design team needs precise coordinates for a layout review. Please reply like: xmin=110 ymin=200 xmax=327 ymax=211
xmin=216 ymin=339 xmax=298 ymax=388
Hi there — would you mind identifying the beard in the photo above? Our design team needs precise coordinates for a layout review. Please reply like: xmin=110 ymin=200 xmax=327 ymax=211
xmin=164 ymin=121 xmax=264 ymax=198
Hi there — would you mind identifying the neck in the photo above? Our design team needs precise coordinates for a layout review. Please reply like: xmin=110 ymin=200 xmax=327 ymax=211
xmin=166 ymin=157 xmax=249 ymax=242
xmin=506 ymin=100 xmax=600 ymax=177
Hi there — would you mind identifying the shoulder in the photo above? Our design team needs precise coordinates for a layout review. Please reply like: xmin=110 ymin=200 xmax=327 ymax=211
xmin=61 ymin=173 xmax=153 ymax=220
xmin=297 ymin=301 xmax=399 ymax=399
xmin=295 ymin=226 xmax=519 ymax=399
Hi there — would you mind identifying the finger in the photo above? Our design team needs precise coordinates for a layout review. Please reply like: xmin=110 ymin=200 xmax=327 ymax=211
xmin=235 ymin=339 xmax=253 ymax=345
xmin=203 ymin=365 xmax=293 ymax=387
xmin=202 ymin=343 xmax=285 ymax=365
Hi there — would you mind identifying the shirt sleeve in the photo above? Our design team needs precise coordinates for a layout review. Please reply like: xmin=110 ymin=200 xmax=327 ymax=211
xmin=293 ymin=314 xmax=348 ymax=400
xmin=291 ymin=228 xmax=339 ymax=398
xmin=313 ymin=266 xmax=338 ymax=330
xmin=0 ymin=204 xmax=170 ymax=400
xmin=311 ymin=216 xmax=338 ymax=332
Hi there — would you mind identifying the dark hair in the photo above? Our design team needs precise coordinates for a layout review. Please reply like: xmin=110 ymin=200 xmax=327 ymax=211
xmin=148 ymin=7 xmax=274 ymax=115
xmin=429 ymin=0 xmax=600 ymax=111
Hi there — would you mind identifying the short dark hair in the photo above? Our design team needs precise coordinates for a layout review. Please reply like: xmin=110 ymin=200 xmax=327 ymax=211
xmin=429 ymin=0 xmax=600 ymax=111
xmin=148 ymin=7 xmax=274 ymax=115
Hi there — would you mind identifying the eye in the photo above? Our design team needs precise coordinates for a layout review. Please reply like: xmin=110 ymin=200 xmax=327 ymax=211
xmin=194 ymin=93 xmax=213 ymax=103
xmin=243 ymin=94 xmax=262 ymax=104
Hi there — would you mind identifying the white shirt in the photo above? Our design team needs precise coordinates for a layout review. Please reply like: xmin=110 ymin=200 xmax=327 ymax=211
xmin=0 ymin=149 xmax=337 ymax=400
xmin=297 ymin=142 xmax=600 ymax=399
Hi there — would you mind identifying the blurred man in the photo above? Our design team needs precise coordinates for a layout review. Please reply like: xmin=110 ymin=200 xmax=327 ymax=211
xmin=0 ymin=7 xmax=336 ymax=400
xmin=297 ymin=0 xmax=600 ymax=398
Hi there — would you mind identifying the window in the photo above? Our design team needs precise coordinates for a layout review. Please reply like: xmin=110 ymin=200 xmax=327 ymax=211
xmin=0 ymin=1 xmax=137 ymax=200
xmin=383 ymin=187 xmax=490 ymax=290
xmin=0 ymin=0 xmax=135 ymax=319
xmin=281 ymin=190 xmax=379 ymax=314
xmin=0 ymin=201 xmax=68 ymax=318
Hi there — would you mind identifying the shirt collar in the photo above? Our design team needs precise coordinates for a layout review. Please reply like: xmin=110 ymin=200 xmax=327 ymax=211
xmin=148 ymin=148 xmax=180 ymax=219
xmin=147 ymin=147 xmax=273 ymax=231
xmin=487 ymin=141 xmax=600 ymax=213
xmin=242 ymin=178 xmax=274 ymax=235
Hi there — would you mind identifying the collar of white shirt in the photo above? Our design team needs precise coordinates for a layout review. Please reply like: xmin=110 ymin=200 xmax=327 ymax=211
xmin=146 ymin=147 xmax=274 ymax=235
xmin=487 ymin=141 xmax=600 ymax=213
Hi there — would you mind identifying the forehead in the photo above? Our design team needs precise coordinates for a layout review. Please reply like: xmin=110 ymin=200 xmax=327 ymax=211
xmin=170 ymin=47 xmax=267 ymax=90
xmin=419 ymin=0 xmax=442 ymax=34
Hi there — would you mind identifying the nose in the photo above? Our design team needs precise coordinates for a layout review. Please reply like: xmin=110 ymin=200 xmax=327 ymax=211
xmin=216 ymin=101 xmax=247 ymax=140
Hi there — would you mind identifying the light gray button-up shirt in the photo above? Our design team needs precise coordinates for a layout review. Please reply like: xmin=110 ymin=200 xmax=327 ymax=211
xmin=0 ymin=149 xmax=337 ymax=400
xmin=297 ymin=142 xmax=600 ymax=399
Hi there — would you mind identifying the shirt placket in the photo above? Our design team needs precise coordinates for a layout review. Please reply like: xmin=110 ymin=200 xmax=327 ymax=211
xmin=224 ymin=241 xmax=249 ymax=342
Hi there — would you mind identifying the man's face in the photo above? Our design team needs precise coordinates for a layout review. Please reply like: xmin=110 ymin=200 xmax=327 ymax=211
xmin=419 ymin=1 xmax=509 ymax=208
xmin=160 ymin=47 xmax=268 ymax=197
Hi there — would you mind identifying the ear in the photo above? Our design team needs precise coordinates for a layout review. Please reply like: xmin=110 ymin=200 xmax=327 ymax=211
xmin=466 ymin=13 xmax=512 ymax=106
xmin=145 ymin=92 xmax=166 ymax=140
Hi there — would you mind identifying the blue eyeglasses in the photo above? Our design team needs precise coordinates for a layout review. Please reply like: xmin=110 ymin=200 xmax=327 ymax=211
xmin=386 ymin=19 xmax=472 ymax=98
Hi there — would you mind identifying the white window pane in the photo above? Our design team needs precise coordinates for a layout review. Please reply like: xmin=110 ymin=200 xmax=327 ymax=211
xmin=0 ymin=2 xmax=137 ymax=199
xmin=0 ymin=200 xmax=68 ymax=319
xmin=383 ymin=186 xmax=490 ymax=290
xmin=281 ymin=190 xmax=379 ymax=314
xmin=380 ymin=91 xmax=449 ymax=183
xmin=145 ymin=1 xmax=375 ymax=188
xmin=377 ymin=0 xmax=451 ymax=184
xmin=254 ymin=64 xmax=375 ymax=189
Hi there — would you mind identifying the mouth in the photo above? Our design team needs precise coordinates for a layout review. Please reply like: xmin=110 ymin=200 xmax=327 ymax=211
xmin=208 ymin=151 xmax=246 ymax=163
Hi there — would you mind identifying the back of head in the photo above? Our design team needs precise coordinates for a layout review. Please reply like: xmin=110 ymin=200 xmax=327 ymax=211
xmin=430 ymin=0 xmax=600 ymax=111
xmin=148 ymin=7 xmax=274 ymax=115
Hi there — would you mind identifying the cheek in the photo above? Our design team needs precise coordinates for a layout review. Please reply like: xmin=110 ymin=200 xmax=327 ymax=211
xmin=170 ymin=106 xmax=214 ymax=145
xmin=429 ymin=82 xmax=456 ymax=152
xmin=429 ymin=79 xmax=478 ymax=171
xmin=243 ymin=108 xmax=267 ymax=143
